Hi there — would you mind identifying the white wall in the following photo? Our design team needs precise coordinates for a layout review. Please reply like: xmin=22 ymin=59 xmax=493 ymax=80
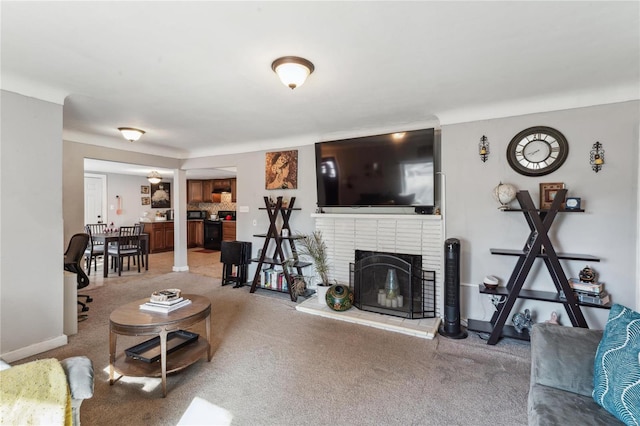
xmin=1 ymin=90 xmax=66 ymax=360
xmin=442 ymin=101 xmax=640 ymax=329
xmin=87 ymin=172 xmax=175 ymax=227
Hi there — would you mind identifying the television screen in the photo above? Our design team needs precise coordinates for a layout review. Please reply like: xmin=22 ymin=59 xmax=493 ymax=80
xmin=315 ymin=128 xmax=435 ymax=207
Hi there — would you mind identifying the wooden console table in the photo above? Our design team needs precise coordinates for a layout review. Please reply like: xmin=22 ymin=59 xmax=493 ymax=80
xmin=109 ymin=294 xmax=212 ymax=397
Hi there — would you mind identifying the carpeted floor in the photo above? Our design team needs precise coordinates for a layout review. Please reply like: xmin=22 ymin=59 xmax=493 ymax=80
xmin=20 ymin=255 xmax=532 ymax=425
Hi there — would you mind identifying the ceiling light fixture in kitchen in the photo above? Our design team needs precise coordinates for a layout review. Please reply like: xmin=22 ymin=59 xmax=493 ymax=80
xmin=118 ymin=127 xmax=145 ymax=142
xmin=147 ymin=171 xmax=162 ymax=184
xmin=271 ymin=56 xmax=314 ymax=89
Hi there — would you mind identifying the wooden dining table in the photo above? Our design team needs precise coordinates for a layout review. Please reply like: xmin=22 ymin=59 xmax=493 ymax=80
xmin=91 ymin=232 xmax=149 ymax=277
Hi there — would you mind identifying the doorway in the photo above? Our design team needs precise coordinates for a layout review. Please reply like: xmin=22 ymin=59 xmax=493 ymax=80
xmin=84 ymin=173 xmax=107 ymax=224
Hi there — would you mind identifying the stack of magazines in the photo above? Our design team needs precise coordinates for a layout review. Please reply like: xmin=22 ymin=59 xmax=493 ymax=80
xmin=559 ymin=278 xmax=610 ymax=306
xmin=140 ymin=289 xmax=192 ymax=313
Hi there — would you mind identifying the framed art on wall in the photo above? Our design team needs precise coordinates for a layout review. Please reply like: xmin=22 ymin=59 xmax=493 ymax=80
xmin=141 ymin=185 xmax=150 ymax=194
xmin=151 ymin=182 xmax=171 ymax=208
xmin=141 ymin=197 xmax=150 ymax=205
xmin=539 ymin=182 xmax=565 ymax=209
xmin=265 ymin=150 xmax=298 ymax=190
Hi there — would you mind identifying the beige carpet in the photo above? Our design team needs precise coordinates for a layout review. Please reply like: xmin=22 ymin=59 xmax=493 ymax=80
xmin=20 ymin=263 xmax=532 ymax=425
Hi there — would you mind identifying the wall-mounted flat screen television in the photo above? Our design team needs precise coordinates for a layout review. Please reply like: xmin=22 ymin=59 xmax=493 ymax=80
xmin=315 ymin=128 xmax=435 ymax=208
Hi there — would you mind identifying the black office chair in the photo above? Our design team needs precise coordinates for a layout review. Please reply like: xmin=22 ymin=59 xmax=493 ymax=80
xmin=64 ymin=233 xmax=92 ymax=318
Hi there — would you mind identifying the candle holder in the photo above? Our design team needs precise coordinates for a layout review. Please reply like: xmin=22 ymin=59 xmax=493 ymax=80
xmin=590 ymin=141 xmax=605 ymax=173
xmin=479 ymin=135 xmax=490 ymax=163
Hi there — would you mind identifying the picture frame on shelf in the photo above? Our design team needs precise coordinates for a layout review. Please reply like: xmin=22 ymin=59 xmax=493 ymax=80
xmin=539 ymin=182 xmax=565 ymax=209
xmin=565 ymin=197 xmax=581 ymax=210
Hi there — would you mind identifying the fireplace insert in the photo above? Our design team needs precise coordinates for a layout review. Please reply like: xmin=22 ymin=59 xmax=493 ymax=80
xmin=350 ymin=250 xmax=435 ymax=319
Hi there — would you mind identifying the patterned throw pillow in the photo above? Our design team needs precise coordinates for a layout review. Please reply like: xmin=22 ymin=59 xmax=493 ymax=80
xmin=592 ymin=304 xmax=640 ymax=425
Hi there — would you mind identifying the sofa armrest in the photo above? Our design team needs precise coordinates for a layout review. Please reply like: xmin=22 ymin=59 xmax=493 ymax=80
xmin=530 ymin=323 xmax=603 ymax=397
xmin=60 ymin=356 xmax=94 ymax=400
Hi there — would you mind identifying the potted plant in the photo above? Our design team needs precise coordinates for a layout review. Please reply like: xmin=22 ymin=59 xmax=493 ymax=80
xmin=295 ymin=230 xmax=330 ymax=306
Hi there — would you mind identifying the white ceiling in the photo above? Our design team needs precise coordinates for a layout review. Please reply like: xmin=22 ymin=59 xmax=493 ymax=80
xmin=2 ymin=1 xmax=639 ymax=161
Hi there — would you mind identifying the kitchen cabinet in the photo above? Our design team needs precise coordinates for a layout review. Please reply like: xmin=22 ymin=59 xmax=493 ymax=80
xmin=230 ymin=178 xmax=237 ymax=202
xmin=222 ymin=221 xmax=236 ymax=241
xmin=187 ymin=180 xmax=204 ymax=203
xmin=187 ymin=220 xmax=204 ymax=248
xmin=143 ymin=222 xmax=175 ymax=253
xmin=202 ymin=180 xmax=214 ymax=203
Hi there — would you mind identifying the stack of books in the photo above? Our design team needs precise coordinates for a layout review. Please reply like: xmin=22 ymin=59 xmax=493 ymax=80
xmin=140 ymin=296 xmax=192 ymax=313
xmin=559 ymin=278 xmax=610 ymax=306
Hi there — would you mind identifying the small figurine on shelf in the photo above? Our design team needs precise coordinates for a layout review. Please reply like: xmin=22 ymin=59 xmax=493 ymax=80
xmin=512 ymin=309 xmax=534 ymax=333
xmin=579 ymin=265 xmax=597 ymax=283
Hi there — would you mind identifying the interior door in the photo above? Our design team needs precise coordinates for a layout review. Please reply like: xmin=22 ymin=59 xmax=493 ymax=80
xmin=84 ymin=174 xmax=106 ymax=224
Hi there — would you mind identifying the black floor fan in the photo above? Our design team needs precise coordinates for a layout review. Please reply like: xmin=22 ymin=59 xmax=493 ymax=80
xmin=439 ymin=238 xmax=468 ymax=339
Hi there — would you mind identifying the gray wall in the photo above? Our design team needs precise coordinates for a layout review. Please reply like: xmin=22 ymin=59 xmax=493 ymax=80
xmin=2 ymin=91 xmax=638 ymax=360
xmin=1 ymin=90 xmax=65 ymax=358
xmin=442 ymin=101 xmax=639 ymax=328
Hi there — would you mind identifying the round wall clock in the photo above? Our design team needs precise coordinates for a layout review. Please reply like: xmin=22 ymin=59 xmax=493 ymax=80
xmin=506 ymin=126 xmax=569 ymax=176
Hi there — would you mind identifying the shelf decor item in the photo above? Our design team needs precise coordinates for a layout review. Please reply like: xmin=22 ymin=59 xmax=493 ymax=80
xmin=590 ymin=141 xmax=605 ymax=173
xmin=539 ymin=182 xmax=565 ymax=209
xmin=492 ymin=182 xmax=517 ymax=209
xmin=325 ymin=284 xmax=353 ymax=311
xmin=565 ymin=197 xmax=581 ymax=210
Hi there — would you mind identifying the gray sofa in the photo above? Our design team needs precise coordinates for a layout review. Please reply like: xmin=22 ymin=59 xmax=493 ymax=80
xmin=528 ymin=323 xmax=621 ymax=425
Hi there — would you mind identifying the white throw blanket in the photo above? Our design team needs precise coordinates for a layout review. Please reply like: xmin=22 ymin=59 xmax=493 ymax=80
xmin=0 ymin=358 xmax=72 ymax=425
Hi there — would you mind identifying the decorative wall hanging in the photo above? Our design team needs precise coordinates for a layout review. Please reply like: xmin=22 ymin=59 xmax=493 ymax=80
xmin=141 ymin=185 xmax=150 ymax=194
xmin=265 ymin=150 xmax=298 ymax=190
xmin=479 ymin=135 xmax=489 ymax=162
xmin=141 ymin=197 xmax=150 ymax=205
xmin=151 ymin=182 xmax=171 ymax=208
xmin=590 ymin=141 xmax=605 ymax=173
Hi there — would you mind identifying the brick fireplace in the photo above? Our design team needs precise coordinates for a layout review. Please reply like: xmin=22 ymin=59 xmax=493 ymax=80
xmin=312 ymin=213 xmax=444 ymax=317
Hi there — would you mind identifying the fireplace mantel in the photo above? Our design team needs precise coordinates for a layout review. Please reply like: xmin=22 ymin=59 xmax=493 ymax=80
xmin=311 ymin=213 xmax=441 ymax=221
xmin=312 ymin=213 xmax=444 ymax=316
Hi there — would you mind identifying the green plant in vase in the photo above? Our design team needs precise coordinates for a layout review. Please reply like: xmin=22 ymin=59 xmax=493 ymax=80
xmin=295 ymin=230 xmax=330 ymax=305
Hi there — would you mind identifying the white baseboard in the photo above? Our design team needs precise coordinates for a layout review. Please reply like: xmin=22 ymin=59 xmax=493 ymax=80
xmin=1 ymin=334 xmax=68 ymax=363
xmin=173 ymin=266 xmax=190 ymax=272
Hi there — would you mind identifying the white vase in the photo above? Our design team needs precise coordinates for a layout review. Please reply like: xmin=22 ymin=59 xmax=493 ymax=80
xmin=316 ymin=284 xmax=330 ymax=306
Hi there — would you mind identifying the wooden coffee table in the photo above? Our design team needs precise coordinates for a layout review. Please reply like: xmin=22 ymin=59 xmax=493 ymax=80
xmin=109 ymin=294 xmax=212 ymax=397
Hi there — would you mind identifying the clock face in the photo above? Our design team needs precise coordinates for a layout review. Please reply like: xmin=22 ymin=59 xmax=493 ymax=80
xmin=507 ymin=126 xmax=569 ymax=176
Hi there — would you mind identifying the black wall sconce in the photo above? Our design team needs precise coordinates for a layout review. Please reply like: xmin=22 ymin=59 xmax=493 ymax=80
xmin=479 ymin=135 xmax=489 ymax=162
xmin=590 ymin=141 xmax=605 ymax=173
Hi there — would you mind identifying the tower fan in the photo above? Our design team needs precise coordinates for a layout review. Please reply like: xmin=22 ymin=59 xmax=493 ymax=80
xmin=439 ymin=238 xmax=468 ymax=339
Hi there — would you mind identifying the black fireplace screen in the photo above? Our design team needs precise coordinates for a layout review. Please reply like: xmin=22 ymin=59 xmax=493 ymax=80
xmin=350 ymin=250 xmax=436 ymax=319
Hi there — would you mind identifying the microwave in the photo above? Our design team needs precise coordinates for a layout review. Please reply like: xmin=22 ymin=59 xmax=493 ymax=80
xmin=187 ymin=210 xmax=207 ymax=219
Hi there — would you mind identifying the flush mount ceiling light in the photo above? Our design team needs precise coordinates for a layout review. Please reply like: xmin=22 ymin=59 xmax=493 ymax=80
xmin=271 ymin=56 xmax=315 ymax=90
xmin=147 ymin=171 xmax=162 ymax=184
xmin=118 ymin=127 xmax=145 ymax=142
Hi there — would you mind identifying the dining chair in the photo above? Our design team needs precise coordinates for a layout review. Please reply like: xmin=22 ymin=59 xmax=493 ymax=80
xmin=83 ymin=225 xmax=104 ymax=275
xmin=107 ymin=226 xmax=142 ymax=276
